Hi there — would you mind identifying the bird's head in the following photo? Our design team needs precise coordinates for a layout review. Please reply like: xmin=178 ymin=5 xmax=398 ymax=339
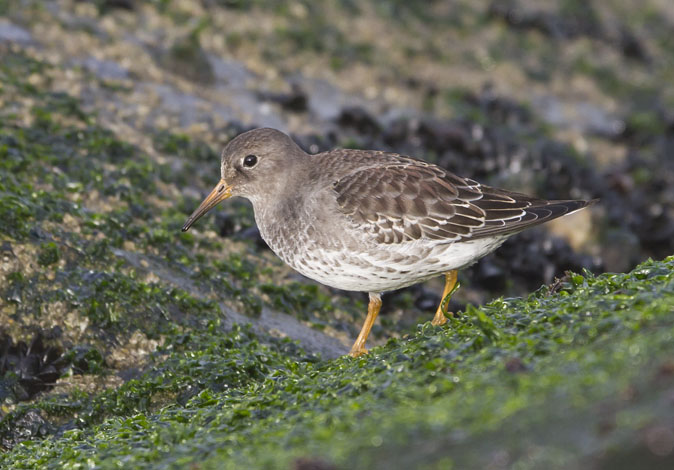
xmin=182 ymin=128 xmax=302 ymax=231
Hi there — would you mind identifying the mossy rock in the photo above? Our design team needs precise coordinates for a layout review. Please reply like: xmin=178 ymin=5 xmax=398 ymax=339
xmin=1 ymin=257 xmax=673 ymax=468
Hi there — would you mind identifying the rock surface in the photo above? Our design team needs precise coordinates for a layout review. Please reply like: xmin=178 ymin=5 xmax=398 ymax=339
xmin=1 ymin=1 xmax=673 ymax=468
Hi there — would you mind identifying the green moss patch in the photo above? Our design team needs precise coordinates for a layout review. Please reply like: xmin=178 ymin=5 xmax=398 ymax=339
xmin=1 ymin=257 xmax=672 ymax=468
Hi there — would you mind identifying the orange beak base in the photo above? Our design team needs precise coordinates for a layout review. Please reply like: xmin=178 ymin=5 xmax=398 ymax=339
xmin=182 ymin=179 xmax=232 ymax=231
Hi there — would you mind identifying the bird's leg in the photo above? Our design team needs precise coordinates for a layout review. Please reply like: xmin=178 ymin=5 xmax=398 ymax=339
xmin=431 ymin=270 xmax=459 ymax=326
xmin=349 ymin=293 xmax=382 ymax=357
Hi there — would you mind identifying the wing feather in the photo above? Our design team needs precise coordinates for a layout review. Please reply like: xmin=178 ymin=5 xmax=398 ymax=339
xmin=331 ymin=153 xmax=593 ymax=245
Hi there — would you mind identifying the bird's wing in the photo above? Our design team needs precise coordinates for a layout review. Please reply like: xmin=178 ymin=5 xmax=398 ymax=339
xmin=332 ymin=161 xmax=591 ymax=245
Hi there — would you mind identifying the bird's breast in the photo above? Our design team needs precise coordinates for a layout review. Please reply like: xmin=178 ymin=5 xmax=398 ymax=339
xmin=251 ymin=190 xmax=511 ymax=293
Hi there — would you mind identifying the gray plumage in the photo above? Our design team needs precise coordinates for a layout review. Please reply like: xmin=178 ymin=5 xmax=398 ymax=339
xmin=183 ymin=127 xmax=595 ymax=294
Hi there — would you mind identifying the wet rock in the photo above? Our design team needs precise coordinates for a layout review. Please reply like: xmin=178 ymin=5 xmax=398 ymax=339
xmin=526 ymin=140 xmax=604 ymax=199
xmin=158 ymin=34 xmax=215 ymax=85
xmin=414 ymin=287 xmax=441 ymax=313
xmin=601 ymin=149 xmax=674 ymax=262
xmin=474 ymin=260 xmax=506 ymax=292
xmin=618 ymin=27 xmax=649 ymax=62
xmin=505 ymin=357 xmax=528 ymax=373
xmin=295 ymin=76 xmax=351 ymax=121
xmin=258 ymin=84 xmax=309 ymax=113
xmin=215 ymin=121 xmax=252 ymax=145
xmin=384 ymin=283 xmax=462 ymax=319
xmin=488 ymin=0 xmax=602 ymax=40
xmin=293 ymin=131 xmax=334 ymax=155
xmin=29 ymin=226 xmax=50 ymax=240
xmin=216 ymin=211 xmax=266 ymax=247
xmin=0 ymin=408 xmax=53 ymax=450
xmin=210 ymin=56 xmax=255 ymax=88
xmin=215 ymin=211 xmax=239 ymax=238
xmin=532 ymin=95 xmax=625 ymax=138
xmin=3 ymin=273 xmax=23 ymax=305
xmin=488 ymin=0 xmax=648 ymax=62
xmin=0 ymin=333 xmax=66 ymax=402
xmin=146 ymin=83 xmax=213 ymax=130
xmin=74 ymin=56 xmax=130 ymax=81
xmin=466 ymin=84 xmax=532 ymax=125
xmin=64 ymin=345 xmax=106 ymax=375
xmin=0 ymin=20 xmax=33 ymax=44
xmin=601 ymin=230 xmax=642 ymax=274
xmin=337 ymin=106 xmax=381 ymax=136
xmin=382 ymin=117 xmax=412 ymax=148
xmin=1 ymin=241 xmax=14 ymax=258
xmin=235 ymin=226 xmax=267 ymax=249
xmin=293 ymin=457 xmax=337 ymax=470
xmin=416 ymin=119 xmax=473 ymax=155
xmin=76 ymin=0 xmax=135 ymax=11
xmin=473 ymin=230 xmax=603 ymax=293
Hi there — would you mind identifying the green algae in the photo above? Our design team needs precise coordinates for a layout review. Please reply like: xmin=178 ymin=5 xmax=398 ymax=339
xmin=152 ymin=130 xmax=218 ymax=163
xmin=1 ymin=257 xmax=673 ymax=468
xmin=37 ymin=242 xmax=60 ymax=267
xmin=0 ymin=49 xmax=260 ymax=365
xmin=1 ymin=6 xmax=674 ymax=467
xmin=0 ymin=49 xmax=353 ymax=432
xmin=163 ymin=25 xmax=216 ymax=85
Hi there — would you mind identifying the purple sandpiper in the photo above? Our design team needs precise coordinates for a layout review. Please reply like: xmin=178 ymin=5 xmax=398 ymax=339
xmin=183 ymin=128 xmax=595 ymax=357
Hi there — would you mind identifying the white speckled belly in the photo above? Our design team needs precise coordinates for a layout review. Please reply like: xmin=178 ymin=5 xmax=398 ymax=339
xmin=253 ymin=190 xmax=510 ymax=293
xmin=263 ymin=219 xmax=508 ymax=293
xmin=295 ymin=236 xmax=508 ymax=292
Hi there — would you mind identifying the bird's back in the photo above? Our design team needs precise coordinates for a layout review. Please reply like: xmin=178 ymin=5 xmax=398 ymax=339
xmin=261 ymin=147 xmax=594 ymax=293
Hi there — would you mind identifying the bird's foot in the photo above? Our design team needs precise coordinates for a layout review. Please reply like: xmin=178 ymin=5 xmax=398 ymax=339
xmin=431 ymin=311 xmax=449 ymax=326
xmin=432 ymin=270 xmax=459 ymax=326
xmin=348 ymin=346 xmax=368 ymax=358
xmin=347 ymin=293 xmax=381 ymax=358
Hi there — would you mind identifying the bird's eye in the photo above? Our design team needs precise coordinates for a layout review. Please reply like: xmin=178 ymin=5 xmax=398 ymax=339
xmin=243 ymin=154 xmax=258 ymax=168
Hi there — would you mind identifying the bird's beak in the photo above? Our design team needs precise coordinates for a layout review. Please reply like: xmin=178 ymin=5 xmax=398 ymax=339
xmin=182 ymin=179 xmax=233 ymax=231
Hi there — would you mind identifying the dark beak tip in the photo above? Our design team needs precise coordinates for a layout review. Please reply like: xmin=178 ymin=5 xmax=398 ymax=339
xmin=181 ymin=219 xmax=193 ymax=232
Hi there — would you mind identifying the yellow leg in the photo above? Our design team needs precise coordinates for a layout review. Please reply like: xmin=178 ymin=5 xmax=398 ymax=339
xmin=349 ymin=293 xmax=382 ymax=357
xmin=431 ymin=270 xmax=458 ymax=326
